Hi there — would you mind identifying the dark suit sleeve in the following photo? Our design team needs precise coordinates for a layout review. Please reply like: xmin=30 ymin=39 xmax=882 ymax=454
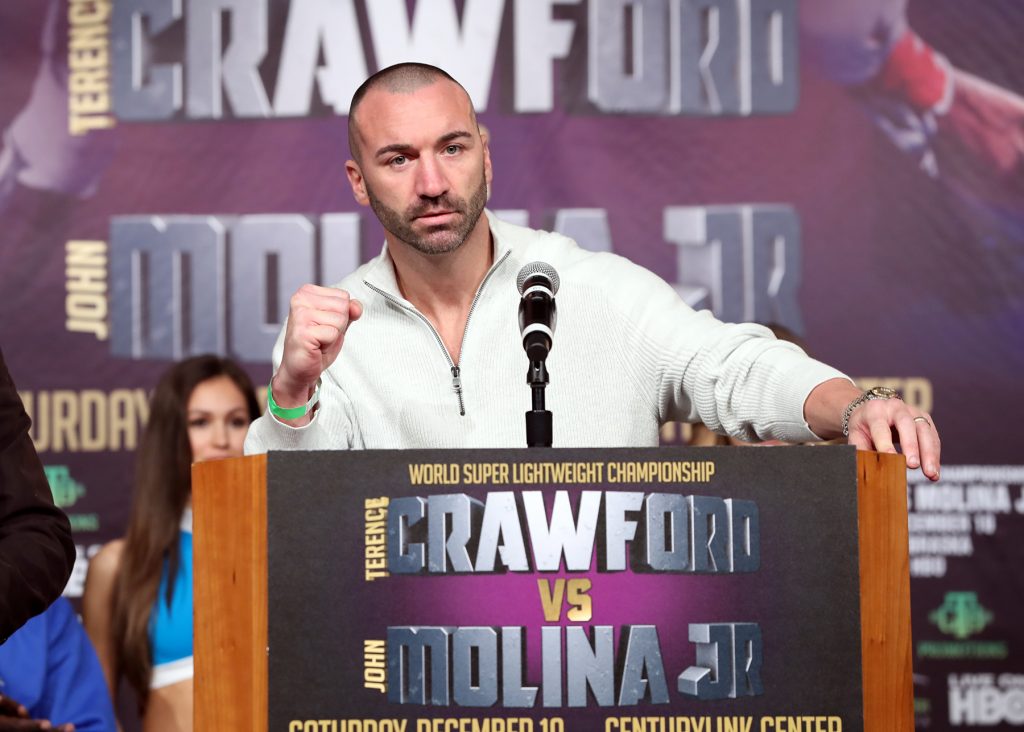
xmin=0 ymin=348 xmax=75 ymax=643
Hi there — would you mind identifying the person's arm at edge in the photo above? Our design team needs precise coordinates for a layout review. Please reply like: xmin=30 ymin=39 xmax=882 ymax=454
xmin=0 ymin=349 xmax=75 ymax=642
xmin=42 ymin=598 xmax=118 ymax=731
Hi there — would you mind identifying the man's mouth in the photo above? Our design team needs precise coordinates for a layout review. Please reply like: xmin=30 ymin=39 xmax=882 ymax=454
xmin=415 ymin=209 xmax=457 ymax=223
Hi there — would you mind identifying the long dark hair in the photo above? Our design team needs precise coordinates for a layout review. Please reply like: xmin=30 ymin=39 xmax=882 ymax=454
xmin=111 ymin=355 xmax=260 ymax=707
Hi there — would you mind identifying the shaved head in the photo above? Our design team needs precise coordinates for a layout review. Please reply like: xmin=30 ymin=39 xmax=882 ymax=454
xmin=347 ymin=63 xmax=477 ymax=162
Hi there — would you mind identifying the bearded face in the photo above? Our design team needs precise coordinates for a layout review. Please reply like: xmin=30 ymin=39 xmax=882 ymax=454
xmin=365 ymin=163 xmax=489 ymax=256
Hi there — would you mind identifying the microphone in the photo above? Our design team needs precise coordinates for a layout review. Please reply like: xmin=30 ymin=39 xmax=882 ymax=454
xmin=517 ymin=262 xmax=559 ymax=362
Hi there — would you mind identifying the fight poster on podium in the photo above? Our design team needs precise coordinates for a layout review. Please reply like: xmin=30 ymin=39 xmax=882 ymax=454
xmin=266 ymin=446 xmax=863 ymax=732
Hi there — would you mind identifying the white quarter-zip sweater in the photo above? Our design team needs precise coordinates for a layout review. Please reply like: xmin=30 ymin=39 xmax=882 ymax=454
xmin=244 ymin=212 xmax=847 ymax=453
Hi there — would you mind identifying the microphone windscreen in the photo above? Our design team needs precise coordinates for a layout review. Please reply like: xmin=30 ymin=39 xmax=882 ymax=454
xmin=516 ymin=262 xmax=560 ymax=295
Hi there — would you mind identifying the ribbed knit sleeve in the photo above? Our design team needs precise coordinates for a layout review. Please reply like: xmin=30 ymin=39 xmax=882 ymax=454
xmin=564 ymin=249 xmax=850 ymax=443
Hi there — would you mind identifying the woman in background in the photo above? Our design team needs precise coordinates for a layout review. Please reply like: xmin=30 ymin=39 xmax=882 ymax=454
xmin=83 ymin=355 xmax=260 ymax=731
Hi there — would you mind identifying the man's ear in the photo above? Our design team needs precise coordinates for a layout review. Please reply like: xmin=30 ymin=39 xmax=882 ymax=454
xmin=482 ymin=135 xmax=493 ymax=200
xmin=345 ymin=159 xmax=370 ymax=206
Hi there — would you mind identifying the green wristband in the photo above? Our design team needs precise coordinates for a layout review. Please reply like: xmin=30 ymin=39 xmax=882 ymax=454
xmin=268 ymin=378 xmax=321 ymax=420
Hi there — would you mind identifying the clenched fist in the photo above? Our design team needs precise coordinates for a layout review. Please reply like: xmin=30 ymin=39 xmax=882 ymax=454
xmin=272 ymin=284 xmax=362 ymax=423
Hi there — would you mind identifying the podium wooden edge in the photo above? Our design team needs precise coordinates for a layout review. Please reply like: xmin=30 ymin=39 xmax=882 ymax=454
xmin=193 ymin=453 xmax=268 ymax=731
xmin=857 ymin=450 xmax=914 ymax=731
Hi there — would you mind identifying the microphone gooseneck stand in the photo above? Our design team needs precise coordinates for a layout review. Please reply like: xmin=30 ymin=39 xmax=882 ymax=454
xmin=526 ymin=359 xmax=552 ymax=447
xmin=517 ymin=261 xmax=559 ymax=448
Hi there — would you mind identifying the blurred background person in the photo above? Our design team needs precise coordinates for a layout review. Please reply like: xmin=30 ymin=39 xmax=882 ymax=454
xmin=82 ymin=356 xmax=260 ymax=731
xmin=0 ymin=596 xmax=116 ymax=731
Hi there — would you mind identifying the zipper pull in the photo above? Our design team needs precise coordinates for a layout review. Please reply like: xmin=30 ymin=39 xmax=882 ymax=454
xmin=451 ymin=365 xmax=465 ymax=416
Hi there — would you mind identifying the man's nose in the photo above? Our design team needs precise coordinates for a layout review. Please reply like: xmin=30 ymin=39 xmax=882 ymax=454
xmin=415 ymin=155 xmax=449 ymax=198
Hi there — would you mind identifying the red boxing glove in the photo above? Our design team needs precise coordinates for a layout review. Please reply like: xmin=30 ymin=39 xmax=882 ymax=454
xmin=875 ymin=30 xmax=953 ymax=114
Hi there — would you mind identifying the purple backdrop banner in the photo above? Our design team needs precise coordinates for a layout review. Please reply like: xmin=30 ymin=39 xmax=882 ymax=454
xmin=1 ymin=1 xmax=1022 ymax=729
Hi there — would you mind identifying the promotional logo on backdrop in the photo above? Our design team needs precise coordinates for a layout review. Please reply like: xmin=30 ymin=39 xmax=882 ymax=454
xmin=929 ymin=593 xmax=993 ymax=641
xmin=45 ymin=464 xmax=85 ymax=509
xmin=947 ymin=674 xmax=1024 ymax=727
xmin=917 ymin=593 xmax=1007 ymax=663
xmin=44 ymin=464 xmax=99 ymax=532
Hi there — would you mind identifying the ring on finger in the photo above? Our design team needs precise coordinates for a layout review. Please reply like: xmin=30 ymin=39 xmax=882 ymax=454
xmin=913 ymin=416 xmax=931 ymax=427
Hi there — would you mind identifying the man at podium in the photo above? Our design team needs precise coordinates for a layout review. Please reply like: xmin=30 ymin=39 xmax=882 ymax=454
xmin=243 ymin=63 xmax=941 ymax=482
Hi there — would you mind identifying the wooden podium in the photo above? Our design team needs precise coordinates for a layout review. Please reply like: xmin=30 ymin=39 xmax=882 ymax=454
xmin=193 ymin=447 xmax=912 ymax=731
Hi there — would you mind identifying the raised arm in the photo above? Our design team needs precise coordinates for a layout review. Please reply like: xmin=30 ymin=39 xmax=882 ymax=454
xmin=269 ymin=284 xmax=363 ymax=426
xmin=244 ymin=285 xmax=363 ymax=454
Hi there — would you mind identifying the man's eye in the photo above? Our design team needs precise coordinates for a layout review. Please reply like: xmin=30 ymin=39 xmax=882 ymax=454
xmin=444 ymin=144 xmax=460 ymax=155
xmin=390 ymin=155 xmax=407 ymax=166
